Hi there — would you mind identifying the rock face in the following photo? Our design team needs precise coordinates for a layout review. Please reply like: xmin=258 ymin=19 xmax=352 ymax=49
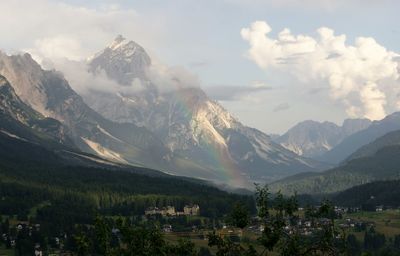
xmin=0 ymin=74 xmax=73 ymax=147
xmin=275 ymin=119 xmax=371 ymax=158
xmin=0 ymin=51 xmax=169 ymax=171
xmin=88 ymin=35 xmax=151 ymax=84
xmin=0 ymin=75 xmax=176 ymax=175
xmin=83 ymin=36 xmax=328 ymax=185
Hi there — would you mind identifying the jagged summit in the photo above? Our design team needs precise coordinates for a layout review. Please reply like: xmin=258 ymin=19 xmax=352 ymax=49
xmin=88 ymin=35 xmax=151 ymax=84
xmin=108 ymin=35 xmax=126 ymax=50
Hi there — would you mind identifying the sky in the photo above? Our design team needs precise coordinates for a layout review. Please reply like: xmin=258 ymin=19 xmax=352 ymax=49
xmin=0 ymin=0 xmax=399 ymax=134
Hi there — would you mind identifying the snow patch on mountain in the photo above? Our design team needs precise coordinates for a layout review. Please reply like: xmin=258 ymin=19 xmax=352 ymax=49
xmin=96 ymin=125 xmax=124 ymax=143
xmin=0 ymin=129 xmax=28 ymax=142
xmin=82 ymin=137 xmax=128 ymax=164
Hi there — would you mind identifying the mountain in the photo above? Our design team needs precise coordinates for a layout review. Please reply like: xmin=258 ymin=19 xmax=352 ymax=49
xmin=0 ymin=51 xmax=172 ymax=169
xmin=0 ymin=76 xmax=255 ymax=243
xmin=269 ymin=145 xmax=400 ymax=195
xmin=345 ymin=129 xmax=400 ymax=162
xmin=0 ymin=74 xmax=170 ymax=173
xmin=317 ymin=112 xmax=400 ymax=164
xmin=83 ymin=36 xmax=328 ymax=185
xmin=274 ymin=119 xmax=371 ymax=158
xmin=0 ymin=74 xmax=73 ymax=148
xmin=0 ymin=73 xmax=255 ymax=221
xmin=0 ymin=112 xmax=254 ymax=220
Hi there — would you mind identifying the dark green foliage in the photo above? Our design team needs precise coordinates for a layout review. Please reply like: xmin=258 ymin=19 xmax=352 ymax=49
xmin=271 ymin=145 xmax=400 ymax=195
xmin=227 ymin=203 xmax=249 ymax=229
xmin=207 ymin=231 xmax=257 ymax=256
xmin=333 ymin=180 xmax=400 ymax=208
xmin=346 ymin=234 xmax=361 ymax=256
xmin=364 ymin=227 xmax=386 ymax=252
xmin=255 ymin=185 xmax=346 ymax=256
xmin=394 ymin=234 xmax=400 ymax=250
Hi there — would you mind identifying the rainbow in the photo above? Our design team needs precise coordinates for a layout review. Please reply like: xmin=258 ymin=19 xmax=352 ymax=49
xmin=172 ymin=88 xmax=250 ymax=189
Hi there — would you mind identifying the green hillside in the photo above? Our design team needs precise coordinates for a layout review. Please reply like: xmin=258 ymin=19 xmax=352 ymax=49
xmin=270 ymin=145 xmax=400 ymax=195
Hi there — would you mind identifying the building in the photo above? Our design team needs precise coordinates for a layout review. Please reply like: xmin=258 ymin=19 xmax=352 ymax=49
xmin=145 ymin=207 xmax=160 ymax=215
xmin=163 ymin=224 xmax=173 ymax=233
xmin=184 ymin=205 xmax=200 ymax=216
xmin=145 ymin=206 xmax=176 ymax=216
xmin=145 ymin=204 xmax=200 ymax=216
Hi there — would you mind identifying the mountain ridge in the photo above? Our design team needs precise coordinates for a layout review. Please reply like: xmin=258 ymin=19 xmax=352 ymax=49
xmin=275 ymin=118 xmax=371 ymax=158
xmin=269 ymin=144 xmax=400 ymax=195
xmin=317 ymin=111 xmax=400 ymax=164
xmin=83 ymin=36 xmax=329 ymax=185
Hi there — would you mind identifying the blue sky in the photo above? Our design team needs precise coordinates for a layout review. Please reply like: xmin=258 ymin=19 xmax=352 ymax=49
xmin=0 ymin=0 xmax=399 ymax=133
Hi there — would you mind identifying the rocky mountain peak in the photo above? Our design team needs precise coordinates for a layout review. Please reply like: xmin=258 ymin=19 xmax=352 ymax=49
xmin=88 ymin=35 xmax=151 ymax=85
xmin=109 ymin=35 xmax=126 ymax=49
xmin=276 ymin=118 xmax=371 ymax=158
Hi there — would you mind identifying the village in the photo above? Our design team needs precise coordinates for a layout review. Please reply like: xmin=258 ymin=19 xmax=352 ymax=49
xmin=1 ymin=203 xmax=399 ymax=255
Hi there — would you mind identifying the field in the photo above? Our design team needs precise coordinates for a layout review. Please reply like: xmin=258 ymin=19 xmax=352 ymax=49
xmin=340 ymin=209 xmax=400 ymax=241
xmin=0 ymin=245 xmax=13 ymax=256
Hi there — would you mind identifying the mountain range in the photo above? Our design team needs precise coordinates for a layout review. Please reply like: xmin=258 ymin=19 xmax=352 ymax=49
xmin=1 ymin=35 xmax=400 ymax=197
xmin=274 ymin=119 xmax=371 ymax=158
xmin=269 ymin=111 xmax=400 ymax=195
xmin=317 ymin=112 xmax=400 ymax=164
xmin=0 ymin=36 xmax=329 ymax=188
xmin=270 ymin=144 xmax=400 ymax=195
xmin=79 ymin=36 xmax=328 ymax=185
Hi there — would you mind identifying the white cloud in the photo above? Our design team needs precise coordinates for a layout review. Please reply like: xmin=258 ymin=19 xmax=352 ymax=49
xmin=241 ymin=21 xmax=400 ymax=120
xmin=203 ymin=82 xmax=271 ymax=101
xmin=36 ymin=52 xmax=201 ymax=97
xmin=40 ymin=57 xmax=145 ymax=95
xmin=0 ymin=0 xmax=164 ymax=61
xmin=0 ymin=0 xmax=199 ymax=96
xmin=31 ymin=36 xmax=85 ymax=61
xmin=146 ymin=60 xmax=202 ymax=93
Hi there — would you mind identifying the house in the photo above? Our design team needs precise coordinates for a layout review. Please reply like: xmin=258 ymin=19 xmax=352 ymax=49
xmin=184 ymin=205 xmax=200 ymax=216
xmin=161 ymin=206 xmax=176 ymax=216
xmin=163 ymin=224 xmax=172 ymax=233
xmin=145 ymin=207 xmax=160 ymax=215
xmin=34 ymin=244 xmax=43 ymax=256
xmin=145 ymin=206 xmax=176 ymax=216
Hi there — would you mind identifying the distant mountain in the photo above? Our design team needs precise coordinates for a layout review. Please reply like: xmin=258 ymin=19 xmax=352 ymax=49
xmin=274 ymin=119 xmax=371 ymax=158
xmin=84 ymin=36 xmax=328 ymax=185
xmin=345 ymin=129 xmax=400 ymax=162
xmin=269 ymin=145 xmax=400 ymax=195
xmin=317 ymin=112 xmax=400 ymax=164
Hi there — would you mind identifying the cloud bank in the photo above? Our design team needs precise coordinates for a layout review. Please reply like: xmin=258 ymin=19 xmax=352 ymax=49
xmin=203 ymin=82 xmax=271 ymax=101
xmin=0 ymin=0 xmax=164 ymax=61
xmin=241 ymin=21 xmax=400 ymax=120
xmin=273 ymin=102 xmax=291 ymax=112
